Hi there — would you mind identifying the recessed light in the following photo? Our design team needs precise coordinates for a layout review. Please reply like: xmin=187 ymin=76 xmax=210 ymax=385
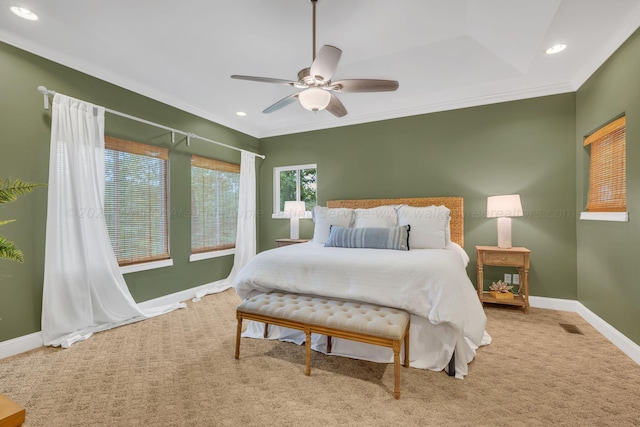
xmin=545 ymin=44 xmax=567 ymax=55
xmin=236 ymin=111 xmax=247 ymax=117
xmin=10 ymin=6 xmax=38 ymax=21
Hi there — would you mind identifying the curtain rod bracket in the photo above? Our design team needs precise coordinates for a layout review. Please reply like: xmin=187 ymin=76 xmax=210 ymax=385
xmin=171 ymin=131 xmax=175 ymax=144
xmin=38 ymin=85 xmax=54 ymax=110
xmin=187 ymin=132 xmax=198 ymax=147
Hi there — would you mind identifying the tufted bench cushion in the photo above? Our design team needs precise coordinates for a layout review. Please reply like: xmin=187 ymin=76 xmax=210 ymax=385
xmin=235 ymin=292 xmax=410 ymax=399
xmin=237 ymin=293 xmax=410 ymax=340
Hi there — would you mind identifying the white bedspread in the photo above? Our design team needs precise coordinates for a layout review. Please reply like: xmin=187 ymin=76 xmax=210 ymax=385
xmin=234 ymin=242 xmax=488 ymax=378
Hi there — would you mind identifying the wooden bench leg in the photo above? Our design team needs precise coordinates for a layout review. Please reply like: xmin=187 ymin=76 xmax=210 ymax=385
xmin=393 ymin=341 xmax=401 ymax=399
xmin=235 ymin=316 xmax=242 ymax=359
xmin=305 ymin=327 xmax=312 ymax=376
xmin=404 ymin=324 xmax=410 ymax=367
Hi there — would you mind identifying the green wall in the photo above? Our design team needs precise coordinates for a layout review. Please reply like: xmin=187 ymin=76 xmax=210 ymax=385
xmin=5 ymin=26 xmax=639 ymax=349
xmin=0 ymin=41 xmax=260 ymax=343
xmin=260 ymin=93 xmax=577 ymax=299
xmin=576 ymin=28 xmax=640 ymax=345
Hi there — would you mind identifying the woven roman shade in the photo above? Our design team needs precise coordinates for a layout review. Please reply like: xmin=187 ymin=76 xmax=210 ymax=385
xmin=191 ymin=155 xmax=240 ymax=253
xmin=584 ymin=116 xmax=626 ymax=212
xmin=104 ymin=136 xmax=169 ymax=266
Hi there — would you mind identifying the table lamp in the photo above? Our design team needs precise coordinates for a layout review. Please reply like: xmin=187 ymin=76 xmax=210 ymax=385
xmin=284 ymin=201 xmax=306 ymax=240
xmin=487 ymin=195 xmax=523 ymax=249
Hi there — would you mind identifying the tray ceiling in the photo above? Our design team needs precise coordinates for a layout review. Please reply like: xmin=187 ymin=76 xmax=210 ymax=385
xmin=1 ymin=0 xmax=639 ymax=138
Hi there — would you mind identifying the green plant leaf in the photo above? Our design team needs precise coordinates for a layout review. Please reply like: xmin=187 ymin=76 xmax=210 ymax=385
xmin=0 ymin=177 xmax=44 ymax=263
xmin=0 ymin=235 xmax=24 ymax=263
xmin=0 ymin=178 xmax=45 ymax=205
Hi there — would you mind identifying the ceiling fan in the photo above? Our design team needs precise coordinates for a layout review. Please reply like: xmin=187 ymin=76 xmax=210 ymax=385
xmin=230 ymin=0 xmax=399 ymax=117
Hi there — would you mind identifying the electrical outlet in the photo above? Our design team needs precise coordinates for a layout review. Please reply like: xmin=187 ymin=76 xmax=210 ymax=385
xmin=504 ymin=274 xmax=512 ymax=284
xmin=513 ymin=274 xmax=520 ymax=285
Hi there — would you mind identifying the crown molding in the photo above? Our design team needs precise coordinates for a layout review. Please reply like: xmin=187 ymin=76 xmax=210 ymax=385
xmin=257 ymin=82 xmax=575 ymax=138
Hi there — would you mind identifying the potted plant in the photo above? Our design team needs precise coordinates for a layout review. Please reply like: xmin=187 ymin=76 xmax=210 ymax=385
xmin=0 ymin=178 xmax=43 ymax=263
xmin=489 ymin=279 xmax=515 ymax=300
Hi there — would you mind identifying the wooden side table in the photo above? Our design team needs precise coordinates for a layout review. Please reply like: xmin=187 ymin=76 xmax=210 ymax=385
xmin=275 ymin=239 xmax=309 ymax=248
xmin=476 ymin=246 xmax=530 ymax=313
xmin=0 ymin=394 xmax=25 ymax=427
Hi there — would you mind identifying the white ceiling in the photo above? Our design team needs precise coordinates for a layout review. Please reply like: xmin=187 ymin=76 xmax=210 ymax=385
xmin=2 ymin=0 xmax=640 ymax=138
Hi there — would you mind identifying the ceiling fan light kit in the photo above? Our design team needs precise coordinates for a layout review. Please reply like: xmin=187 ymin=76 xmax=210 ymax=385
xmin=298 ymin=87 xmax=331 ymax=112
xmin=231 ymin=0 xmax=398 ymax=117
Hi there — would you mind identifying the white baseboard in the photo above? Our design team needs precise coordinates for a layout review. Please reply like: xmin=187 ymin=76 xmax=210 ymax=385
xmin=137 ymin=282 xmax=217 ymax=309
xmin=575 ymin=302 xmax=640 ymax=365
xmin=529 ymin=296 xmax=579 ymax=312
xmin=3 ymin=293 xmax=639 ymax=366
xmin=530 ymin=296 xmax=640 ymax=365
xmin=0 ymin=332 xmax=43 ymax=360
xmin=0 ymin=281 xmax=228 ymax=360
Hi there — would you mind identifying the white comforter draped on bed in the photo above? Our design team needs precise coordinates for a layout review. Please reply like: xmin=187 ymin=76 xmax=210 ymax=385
xmin=234 ymin=242 xmax=488 ymax=378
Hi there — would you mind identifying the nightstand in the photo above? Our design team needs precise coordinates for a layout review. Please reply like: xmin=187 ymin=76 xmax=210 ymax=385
xmin=276 ymin=239 xmax=309 ymax=248
xmin=476 ymin=246 xmax=530 ymax=313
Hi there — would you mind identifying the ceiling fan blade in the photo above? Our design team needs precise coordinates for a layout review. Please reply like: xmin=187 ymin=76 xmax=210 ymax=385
xmin=263 ymin=93 xmax=299 ymax=114
xmin=331 ymin=79 xmax=399 ymax=93
xmin=326 ymin=93 xmax=347 ymax=118
xmin=310 ymin=45 xmax=342 ymax=82
xmin=231 ymin=75 xmax=296 ymax=85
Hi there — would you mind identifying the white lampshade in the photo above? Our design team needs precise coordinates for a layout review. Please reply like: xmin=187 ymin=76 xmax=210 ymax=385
xmin=487 ymin=195 xmax=523 ymax=249
xmin=487 ymin=195 xmax=523 ymax=218
xmin=298 ymin=87 xmax=331 ymax=112
xmin=284 ymin=201 xmax=306 ymax=218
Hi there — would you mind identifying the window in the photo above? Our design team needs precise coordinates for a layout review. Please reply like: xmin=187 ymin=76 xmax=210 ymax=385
xmin=580 ymin=115 xmax=627 ymax=222
xmin=191 ymin=155 xmax=240 ymax=255
xmin=273 ymin=164 xmax=317 ymax=218
xmin=104 ymin=137 xmax=170 ymax=266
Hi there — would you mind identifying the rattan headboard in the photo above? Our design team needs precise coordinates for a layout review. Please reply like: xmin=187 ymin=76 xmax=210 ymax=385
xmin=326 ymin=197 xmax=464 ymax=247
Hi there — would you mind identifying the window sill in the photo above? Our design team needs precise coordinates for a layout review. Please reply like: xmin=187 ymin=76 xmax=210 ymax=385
xmin=580 ymin=212 xmax=628 ymax=222
xmin=271 ymin=212 xmax=313 ymax=219
xmin=121 ymin=258 xmax=174 ymax=274
xmin=189 ymin=248 xmax=235 ymax=262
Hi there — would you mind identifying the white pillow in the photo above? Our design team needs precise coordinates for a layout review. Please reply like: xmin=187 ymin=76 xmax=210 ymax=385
xmin=396 ymin=205 xmax=450 ymax=249
xmin=353 ymin=205 xmax=398 ymax=228
xmin=312 ymin=206 xmax=354 ymax=244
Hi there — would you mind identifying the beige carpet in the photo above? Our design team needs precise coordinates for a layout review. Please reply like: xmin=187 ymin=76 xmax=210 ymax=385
xmin=1 ymin=289 xmax=639 ymax=427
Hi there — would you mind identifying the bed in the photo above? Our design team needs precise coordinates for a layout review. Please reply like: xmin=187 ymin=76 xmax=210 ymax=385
xmin=234 ymin=197 xmax=489 ymax=379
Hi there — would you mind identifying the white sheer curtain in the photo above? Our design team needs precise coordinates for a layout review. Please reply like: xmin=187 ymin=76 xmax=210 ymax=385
xmin=42 ymin=94 xmax=184 ymax=348
xmin=193 ymin=150 xmax=257 ymax=300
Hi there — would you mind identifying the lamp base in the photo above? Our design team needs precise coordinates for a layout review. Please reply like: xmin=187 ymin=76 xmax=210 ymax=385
xmin=497 ymin=217 xmax=512 ymax=249
xmin=290 ymin=217 xmax=300 ymax=240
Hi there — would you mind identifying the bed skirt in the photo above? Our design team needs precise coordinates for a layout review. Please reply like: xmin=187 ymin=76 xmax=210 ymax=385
xmin=242 ymin=315 xmax=491 ymax=379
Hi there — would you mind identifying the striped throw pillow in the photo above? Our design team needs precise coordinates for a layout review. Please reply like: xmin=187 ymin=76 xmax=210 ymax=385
xmin=324 ymin=225 xmax=410 ymax=251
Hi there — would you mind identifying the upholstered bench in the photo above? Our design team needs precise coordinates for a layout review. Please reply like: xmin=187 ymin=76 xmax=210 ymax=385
xmin=235 ymin=292 xmax=410 ymax=399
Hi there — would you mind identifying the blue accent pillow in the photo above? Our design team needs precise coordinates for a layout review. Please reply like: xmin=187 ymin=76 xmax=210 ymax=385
xmin=325 ymin=225 xmax=410 ymax=251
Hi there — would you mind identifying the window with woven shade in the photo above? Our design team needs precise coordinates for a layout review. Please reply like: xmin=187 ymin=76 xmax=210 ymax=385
xmin=582 ymin=116 xmax=627 ymax=221
xmin=104 ymin=136 xmax=170 ymax=266
xmin=191 ymin=155 xmax=240 ymax=254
